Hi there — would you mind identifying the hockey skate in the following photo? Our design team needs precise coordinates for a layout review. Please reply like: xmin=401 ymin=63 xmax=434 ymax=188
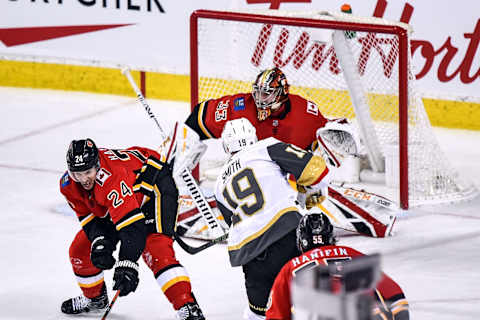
xmin=177 ymin=302 xmax=205 ymax=320
xmin=61 ymin=285 xmax=109 ymax=314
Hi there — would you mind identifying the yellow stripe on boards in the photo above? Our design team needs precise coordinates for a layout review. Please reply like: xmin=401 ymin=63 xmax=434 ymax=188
xmin=2 ymin=60 xmax=479 ymax=130
xmin=0 ymin=60 xmax=188 ymax=101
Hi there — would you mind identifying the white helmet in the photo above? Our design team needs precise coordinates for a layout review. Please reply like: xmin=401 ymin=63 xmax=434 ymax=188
xmin=221 ymin=118 xmax=258 ymax=154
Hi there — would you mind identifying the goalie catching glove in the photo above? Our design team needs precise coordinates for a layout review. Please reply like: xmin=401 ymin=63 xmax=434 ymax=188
xmin=315 ymin=118 xmax=363 ymax=169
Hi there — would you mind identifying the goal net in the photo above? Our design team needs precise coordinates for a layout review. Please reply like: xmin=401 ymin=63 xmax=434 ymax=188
xmin=190 ymin=9 xmax=478 ymax=209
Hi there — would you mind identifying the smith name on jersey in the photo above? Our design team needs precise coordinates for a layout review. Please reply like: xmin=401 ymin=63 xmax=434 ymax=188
xmin=214 ymin=137 xmax=329 ymax=267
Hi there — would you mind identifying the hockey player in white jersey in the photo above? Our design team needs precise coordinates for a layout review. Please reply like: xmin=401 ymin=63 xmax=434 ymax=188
xmin=214 ymin=118 xmax=333 ymax=320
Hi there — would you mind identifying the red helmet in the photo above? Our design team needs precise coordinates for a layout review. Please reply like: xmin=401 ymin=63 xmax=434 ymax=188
xmin=252 ymin=68 xmax=289 ymax=120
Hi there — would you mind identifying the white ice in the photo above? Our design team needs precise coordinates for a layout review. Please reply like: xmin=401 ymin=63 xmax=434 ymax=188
xmin=0 ymin=87 xmax=479 ymax=320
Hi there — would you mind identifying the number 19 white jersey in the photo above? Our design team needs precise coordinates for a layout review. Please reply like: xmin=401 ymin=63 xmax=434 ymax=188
xmin=215 ymin=137 xmax=328 ymax=266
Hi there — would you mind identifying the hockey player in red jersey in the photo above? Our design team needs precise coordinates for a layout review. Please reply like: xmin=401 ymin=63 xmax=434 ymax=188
xmin=59 ymin=139 xmax=204 ymax=320
xmin=185 ymin=67 xmax=395 ymax=239
xmin=186 ymin=67 xmax=328 ymax=150
xmin=266 ymin=213 xmax=409 ymax=320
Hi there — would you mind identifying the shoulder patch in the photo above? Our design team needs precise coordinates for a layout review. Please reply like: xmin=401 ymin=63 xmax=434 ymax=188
xmin=306 ymin=101 xmax=319 ymax=116
xmin=96 ymin=168 xmax=112 ymax=186
xmin=61 ymin=172 xmax=70 ymax=188
xmin=233 ymin=97 xmax=245 ymax=111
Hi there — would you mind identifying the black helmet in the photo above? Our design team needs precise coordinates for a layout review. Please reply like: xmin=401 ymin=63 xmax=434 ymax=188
xmin=66 ymin=138 xmax=99 ymax=173
xmin=296 ymin=213 xmax=336 ymax=252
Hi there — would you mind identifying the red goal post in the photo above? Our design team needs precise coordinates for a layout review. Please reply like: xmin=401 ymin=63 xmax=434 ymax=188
xmin=189 ymin=9 xmax=477 ymax=209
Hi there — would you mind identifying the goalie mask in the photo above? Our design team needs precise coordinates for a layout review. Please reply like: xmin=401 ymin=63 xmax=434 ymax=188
xmin=296 ymin=213 xmax=336 ymax=252
xmin=221 ymin=118 xmax=258 ymax=155
xmin=252 ymin=68 xmax=289 ymax=121
xmin=66 ymin=138 xmax=100 ymax=182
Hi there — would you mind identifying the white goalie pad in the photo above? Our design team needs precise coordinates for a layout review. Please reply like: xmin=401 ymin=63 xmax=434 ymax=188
xmin=177 ymin=191 xmax=229 ymax=240
xmin=308 ymin=185 xmax=396 ymax=238
xmin=156 ymin=122 xmax=207 ymax=175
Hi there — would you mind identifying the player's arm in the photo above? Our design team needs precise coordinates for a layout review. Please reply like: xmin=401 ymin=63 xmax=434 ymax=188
xmin=60 ymin=173 xmax=116 ymax=243
xmin=185 ymin=101 xmax=214 ymax=140
xmin=266 ymin=141 xmax=331 ymax=189
xmin=103 ymin=175 xmax=147 ymax=296
xmin=60 ymin=174 xmax=118 ymax=270
xmin=185 ymin=97 xmax=233 ymax=140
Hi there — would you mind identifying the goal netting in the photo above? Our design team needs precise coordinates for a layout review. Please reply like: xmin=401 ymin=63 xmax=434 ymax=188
xmin=190 ymin=9 xmax=478 ymax=209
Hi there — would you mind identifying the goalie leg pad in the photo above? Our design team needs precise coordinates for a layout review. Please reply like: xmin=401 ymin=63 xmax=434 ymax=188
xmin=327 ymin=187 xmax=395 ymax=237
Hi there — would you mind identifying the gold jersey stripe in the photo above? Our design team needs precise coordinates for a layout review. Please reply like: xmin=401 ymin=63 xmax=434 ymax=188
xmin=80 ymin=213 xmax=95 ymax=227
xmin=161 ymin=276 xmax=190 ymax=292
xmin=147 ymin=158 xmax=163 ymax=170
xmin=228 ymin=206 xmax=298 ymax=251
xmin=133 ymin=181 xmax=154 ymax=192
xmin=198 ymin=101 xmax=213 ymax=138
xmin=297 ymin=155 xmax=327 ymax=186
xmin=116 ymin=213 xmax=145 ymax=231
xmin=154 ymin=185 xmax=162 ymax=233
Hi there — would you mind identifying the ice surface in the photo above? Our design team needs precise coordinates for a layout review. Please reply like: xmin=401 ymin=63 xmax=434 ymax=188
xmin=0 ymin=87 xmax=479 ymax=319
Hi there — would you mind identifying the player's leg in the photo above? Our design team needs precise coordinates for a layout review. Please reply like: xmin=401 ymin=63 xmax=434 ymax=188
xmin=242 ymin=229 xmax=300 ymax=319
xmin=61 ymin=230 xmax=109 ymax=314
xmin=142 ymin=233 xmax=205 ymax=319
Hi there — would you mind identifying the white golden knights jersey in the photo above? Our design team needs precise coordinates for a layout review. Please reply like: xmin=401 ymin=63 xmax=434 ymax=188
xmin=214 ymin=137 xmax=329 ymax=267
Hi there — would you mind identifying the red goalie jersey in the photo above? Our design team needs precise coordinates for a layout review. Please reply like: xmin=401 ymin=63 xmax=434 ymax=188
xmin=60 ymin=147 xmax=160 ymax=225
xmin=266 ymin=246 xmax=409 ymax=320
xmin=186 ymin=93 xmax=329 ymax=150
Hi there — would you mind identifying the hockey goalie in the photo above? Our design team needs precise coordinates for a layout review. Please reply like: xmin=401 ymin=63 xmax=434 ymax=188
xmin=177 ymin=67 xmax=396 ymax=240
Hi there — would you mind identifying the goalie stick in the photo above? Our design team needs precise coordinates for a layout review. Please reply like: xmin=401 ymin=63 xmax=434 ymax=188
xmin=121 ymin=68 xmax=226 ymax=241
xmin=173 ymin=232 xmax=228 ymax=255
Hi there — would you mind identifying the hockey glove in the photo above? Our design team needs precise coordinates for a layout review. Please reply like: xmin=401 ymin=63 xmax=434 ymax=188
xmin=90 ymin=236 xmax=116 ymax=270
xmin=113 ymin=260 xmax=139 ymax=297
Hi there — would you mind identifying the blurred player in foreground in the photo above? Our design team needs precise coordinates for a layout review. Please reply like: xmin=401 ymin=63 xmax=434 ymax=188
xmin=59 ymin=139 xmax=205 ymax=320
xmin=214 ymin=118 xmax=334 ymax=319
xmin=266 ymin=213 xmax=409 ymax=320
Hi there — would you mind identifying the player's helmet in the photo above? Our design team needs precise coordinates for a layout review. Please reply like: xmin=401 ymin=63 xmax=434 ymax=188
xmin=66 ymin=138 xmax=100 ymax=173
xmin=252 ymin=68 xmax=289 ymax=121
xmin=221 ymin=118 xmax=258 ymax=154
xmin=296 ymin=213 xmax=336 ymax=252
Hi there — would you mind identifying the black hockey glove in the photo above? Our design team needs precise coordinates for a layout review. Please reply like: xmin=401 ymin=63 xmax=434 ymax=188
xmin=90 ymin=236 xmax=116 ymax=270
xmin=113 ymin=260 xmax=139 ymax=297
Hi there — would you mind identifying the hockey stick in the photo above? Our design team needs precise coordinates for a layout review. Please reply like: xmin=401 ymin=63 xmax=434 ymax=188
xmin=100 ymin=290 xmax=120 ymax=320
xmin=121 ymin=67 xmax=226 ymax=239
xmin=173 ymin=232 xmax=228 ymax=255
